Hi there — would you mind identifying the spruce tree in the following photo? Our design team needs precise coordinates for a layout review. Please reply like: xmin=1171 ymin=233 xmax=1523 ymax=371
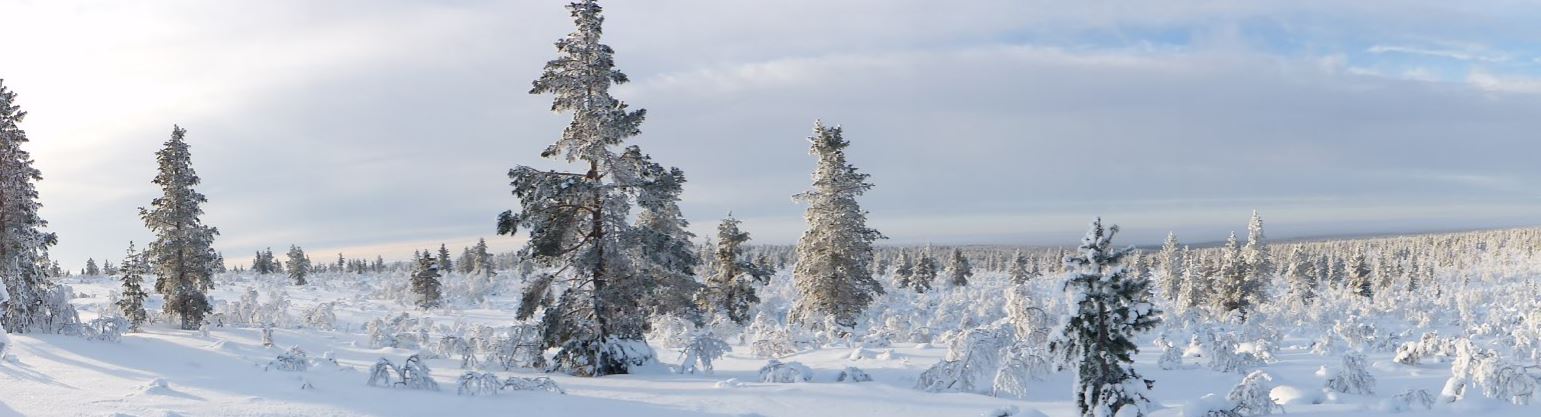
xmin=1345 ymin=249 xmax=1373 ymax=299
xmin=411 ymin=252 xmax=442 ymax=309
xmin=912 ymin=253 xmax=938 ymax=293
xmin=286 ymin=245 xmax=310 ymax=285
xmin=788 ymin=122 xmax=884 ymax=332
xmin=85 ymin=258 xmax=100 ymax=276
xmin=1007 ymin=250 xmax=1033 ymax=285
xmin=140 ymin=125 xmax=219 ymax=330
xmin=436 ymin=244 xmax=453 ymax=273
xmin=702 ymin=215 xmax=771 ymax=325
xmin=117 ymin=241 xmax=149 ymax=332
xmin=945 ymin=248 xmax=973 ymax=287
xmin=470 ymin=238 xmax=495 ymax=276
xmin=0 ymin=80 xmax=73 ymax=333
xmin=1214 ymin=232 xmax=1252 ymax=318
xmin=496 ymin=0 xmax=696 ymax=376
xmin=893 ymin=251 xmax=915 ymax=289
xmin=1052 ymin=218 xmax=1161 ymax=417
xmin=1156 ymin=232 xmax=1183 ymax=302
xmin=1239 ymin=211 xmax=1271 ymax=308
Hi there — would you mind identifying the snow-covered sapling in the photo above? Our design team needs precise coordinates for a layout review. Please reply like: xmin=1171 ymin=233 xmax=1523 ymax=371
xmin=836 ymin=367 xmax=872 ymax=383
xmin=1325 ymin=352 xmax=1375 ymax=395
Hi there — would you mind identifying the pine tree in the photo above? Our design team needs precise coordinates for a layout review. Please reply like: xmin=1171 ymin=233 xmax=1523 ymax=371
xmin=436 ymin=244 xmax=453 ymax=273
xmin=117 ymin=241 xmax=148 ymax=332
xmin=1 ymin=80 xmax=74 ymax=333
xmin=1239 ymin=211 xmax=1271 ymax=307
xmin=496 ymin=0 xmax=694 ymax=377
xmin=286 ymin=245 xmax=310 ymax=285
xmin=631 ymin=162 xmax=704 ymax=322
xmin=702 ymin=215 xmax=771 ymax=325
xmin=892 ymin=251 xmax=915 ymax=289
xmin=470 ymin=238 xmax=495 ymax=276
xmin=411 ymin=252 xmax=442 ymax=309
xmin=1214 ymin=232 xmax=1252 ymax=318
xmin=140 ymin=125 xmax=219 ymax=330
xmin=1007 ymin=250 xmax=1034 ymax=285
xmin=1345 ymin=249 xmax=1373 ymax=299
xmin=1175 ymin=247 xmax=1206 ymax=314
xmin=912 ymin=253 xmax=938 ymax=293
xmin=84 ymin=258 xmax=100 ymax=276
xmin=788 ymin=122 xmax=884 ymax=332
xmin=945 ymin=248 xmax=973 ymax=287
xmin=1052 ymin=218 xmax=1161 ymax=417
xmin=1156 ymin=232 xmax=1183 ymax=302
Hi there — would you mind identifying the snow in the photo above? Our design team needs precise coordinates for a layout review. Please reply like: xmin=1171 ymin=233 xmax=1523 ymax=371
xmin=1 ymin=258 xmax=1540 ymax=417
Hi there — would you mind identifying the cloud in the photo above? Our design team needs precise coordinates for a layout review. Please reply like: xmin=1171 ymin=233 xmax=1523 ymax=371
xmin=4 ymin=0 xmax=1541 ymax=270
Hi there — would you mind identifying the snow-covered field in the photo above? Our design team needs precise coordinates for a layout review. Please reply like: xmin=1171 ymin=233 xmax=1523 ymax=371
xmin=5 ymin=229 xmax=1541 ymax=417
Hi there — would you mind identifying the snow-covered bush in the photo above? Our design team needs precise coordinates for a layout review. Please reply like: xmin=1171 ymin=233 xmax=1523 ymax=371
xmin=456 ymin=372 xmax=501 ymax=396
xmin=502 ymin=376 xmax=565 ymax=394
xmin=82 ymin=316 xmax=128 ymax=342
xmin=1227 ymin=371 xmax=1280 ymax=416
xmin=1443 ymin=339 xmax=1539 ymax=405
xmin=400 ymin=354 xmax=438 ymax=391
xmin=303 ymin=302 xmax=336 ymax=331
xmin=678 ymin=331 xmax=731 ymax=375
xmin=1389 ymin=388 xmax=1435 ymax=411
xmin=836 ymin=366 xmax=872 ymax=383
xmin=758 ymin=359 xmax=813 ymax=383
xmin=1325 ymin=352 xmax=1375 ymax=395
xmin=366 ymin=355 xmax=438 ymax=391
xmin=750 ymin=327 xmax=798 ymax=359
xmin=367 ymin=358 xmax=399 ymax=387
xmin=916 ymin=327 xmax=1009 ymax=394
xmin=267 ymin=347 xmax=309 ymax=372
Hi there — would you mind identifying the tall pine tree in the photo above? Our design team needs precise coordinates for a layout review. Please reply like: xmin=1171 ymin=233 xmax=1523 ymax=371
xmin=789 ymin=122 xmax=884 ymax=332
xmin=0 ymin=79 xmax=73 ymax=333
xmin=497 ymin=0 xmax=696 ymax=377
xmin=1053 ymin=218 xmax=1161 ymax=417
xmin=141 ymin=125 xmax=219 ymax=330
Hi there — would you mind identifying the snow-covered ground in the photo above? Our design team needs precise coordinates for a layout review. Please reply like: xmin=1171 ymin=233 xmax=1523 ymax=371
xmin=3 ymin=255 xmax=1540 ymax=417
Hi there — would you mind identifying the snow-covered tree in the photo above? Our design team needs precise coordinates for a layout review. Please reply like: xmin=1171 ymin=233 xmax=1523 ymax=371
xmin=912 ymin=252 xmax=939 ymax=293
xmin=1345 ymin=249 xmax=1373 ymax=299
xmin=285 ymin=245 xmax=310 ymax=285
xmin=0 ymin=80 xmax=73 ymax=334
xmin=893 ymin=251 xmax=916 ymax=289
xmin=140 ymin=125 xmax=219 ymax=330
xmin=945 ymin=248 xmax=973 ymax=287
xmin=787 ymin=121 xmax=885 ymax=333
xmin=631 ymin=162 xmax=704 ymax=322
xmin=1175 ymin=247 xmax=1207 ymax=314
xmin=1052 ymin=218 xmax=1162 ymax=417
xmin=84 ymin=258 xmax=100 ymax=276
xmin=253 ymin=248 xmax=276 ymax=274
xmin=1007 ymin=250 xmax=1036 ymax=285
xmin=436 ymin=244 xmax=453 ymax=274
xmin=1239 ymin=211 xmax=1271 ymax=306
xmin=1214 ymin=232 xmax=1257 ymax=319
xmin=1156 ymin=232 xmax=1183 ymax=302
xmin=117 ymin=241 xmax=149 ymax=332
xmin=411 ymin=252 xmax=442 ymax=309
xmin=702 ymin=215 xmax=771 ymax=325
xmin=497 ymin=0 xmax=691 ymax=376
xmin=1325 ymin=351 xmax=1375 ymax=395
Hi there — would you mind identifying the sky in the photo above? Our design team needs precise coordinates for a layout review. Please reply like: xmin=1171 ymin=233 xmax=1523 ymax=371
xmin=4 ymin=0 xmax=1541 ymax=270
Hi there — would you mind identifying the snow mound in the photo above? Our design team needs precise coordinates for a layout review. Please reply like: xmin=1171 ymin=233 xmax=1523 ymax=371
xmin=1270 ymin=384 xmax=1324 ymax=405
xmin=980 ymin=406 xmax=1048 ymax=417
xmin=715 ymin=378 xmax=745 ymax=389
xmin=137 ymin=378 xmax=174 ymax=396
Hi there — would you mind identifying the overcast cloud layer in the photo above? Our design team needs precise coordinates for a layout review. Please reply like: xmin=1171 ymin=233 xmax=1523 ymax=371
xmin=4 ymin=0 xmax=1541 ymax=269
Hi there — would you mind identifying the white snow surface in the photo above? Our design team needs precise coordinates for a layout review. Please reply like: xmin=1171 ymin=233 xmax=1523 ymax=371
xmin=0 ymin=269 xmax=1537 ymax=417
